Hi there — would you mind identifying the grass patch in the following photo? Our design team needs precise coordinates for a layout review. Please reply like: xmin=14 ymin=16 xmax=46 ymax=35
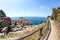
xmin=0 ymin=35 xmax=4 ymax=38
xmin=23 ymin=23 xmax=48 ymax=40
xmin=0 ymin=25 xmax=41 ymax=39
xmin=0 ymin=23 xmax=48 ymax=40
xmin=23 ymin=31 xmax=40 ymax=40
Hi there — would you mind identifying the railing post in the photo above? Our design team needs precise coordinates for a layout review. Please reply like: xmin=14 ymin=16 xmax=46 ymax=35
xmin=38 ymin=27 xmax=43 ymax=40
xmin=40 ymin=28 xmax=43 ymax=36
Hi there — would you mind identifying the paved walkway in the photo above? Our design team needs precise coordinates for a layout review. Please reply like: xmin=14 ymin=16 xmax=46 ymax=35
xmin=48 ymin=19 xmax=60 ymax=40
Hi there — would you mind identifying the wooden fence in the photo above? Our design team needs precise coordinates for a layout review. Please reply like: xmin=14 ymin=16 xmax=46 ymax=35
xmin=15 ymin=19 xmax=51 ymax=40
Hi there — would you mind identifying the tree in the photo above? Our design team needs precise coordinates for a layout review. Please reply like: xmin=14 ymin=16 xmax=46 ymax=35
xmin=1 ymin=17 xmax=11 ymax=27
xmin=57 ymin=7 xmax=60 ymax=22
xmin=52 ymin=8 xmax=57 ymax=20
xmin=0 ymin=10 xmax=6 ymax=19
xmin=0 ymin=10 xmax=6 ymax=32
xmin=0 ymin=10 xmax=11 ymax=32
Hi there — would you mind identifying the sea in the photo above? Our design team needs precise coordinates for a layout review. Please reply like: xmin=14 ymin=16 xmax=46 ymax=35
xmin=11 ymin=17 xmax=47 ymax=25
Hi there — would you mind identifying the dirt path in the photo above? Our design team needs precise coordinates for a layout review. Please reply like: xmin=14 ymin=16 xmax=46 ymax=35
xmin=48 ymin=19 xmax=60 ymax=40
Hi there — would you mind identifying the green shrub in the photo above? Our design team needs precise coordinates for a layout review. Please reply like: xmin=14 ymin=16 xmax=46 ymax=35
xmin=50 ymin=15 xmax=54 ymax=20
xmin=39 ymin=20 xmax=46 ymax=24
xmin=0 ymin=10 xmax=11 ymax=32
xmin=0 ymin=10 xmax=6 ymax=19
xmin=0 ymin=35 xmax=4 ymax=38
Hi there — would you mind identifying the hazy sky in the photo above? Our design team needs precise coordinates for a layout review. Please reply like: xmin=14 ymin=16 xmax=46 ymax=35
xmin=0 ymin=0 xmax=60 ymax=17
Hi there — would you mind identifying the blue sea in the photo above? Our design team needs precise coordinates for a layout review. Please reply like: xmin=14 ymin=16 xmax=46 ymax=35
xmin=11 ymin=17 xmax=47 ymax=25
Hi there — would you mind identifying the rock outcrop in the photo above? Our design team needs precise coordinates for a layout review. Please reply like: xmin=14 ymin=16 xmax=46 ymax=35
xmin=0 ymin=10 xmax=33 ymax=33
xmin=16 ymin=17 xmax=32 ymax=26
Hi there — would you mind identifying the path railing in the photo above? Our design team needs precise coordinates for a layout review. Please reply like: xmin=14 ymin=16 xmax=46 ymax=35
xmin=15 ymin=20 xmax=50 ymax=40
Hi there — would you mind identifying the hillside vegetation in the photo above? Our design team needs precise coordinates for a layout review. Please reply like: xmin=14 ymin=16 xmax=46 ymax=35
xmin=49 ymin=7 xmax=60 ymax=22
xmin=0 ymin=10 xmax=11 ymax=32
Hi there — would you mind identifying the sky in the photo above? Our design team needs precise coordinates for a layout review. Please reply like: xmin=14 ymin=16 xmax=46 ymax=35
xmin=0 ymin=0 xmax=60 ymax=17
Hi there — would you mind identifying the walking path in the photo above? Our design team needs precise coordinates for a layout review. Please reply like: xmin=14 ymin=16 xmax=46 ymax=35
xmin=48 ymin=19 xmax=60 ymax=40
